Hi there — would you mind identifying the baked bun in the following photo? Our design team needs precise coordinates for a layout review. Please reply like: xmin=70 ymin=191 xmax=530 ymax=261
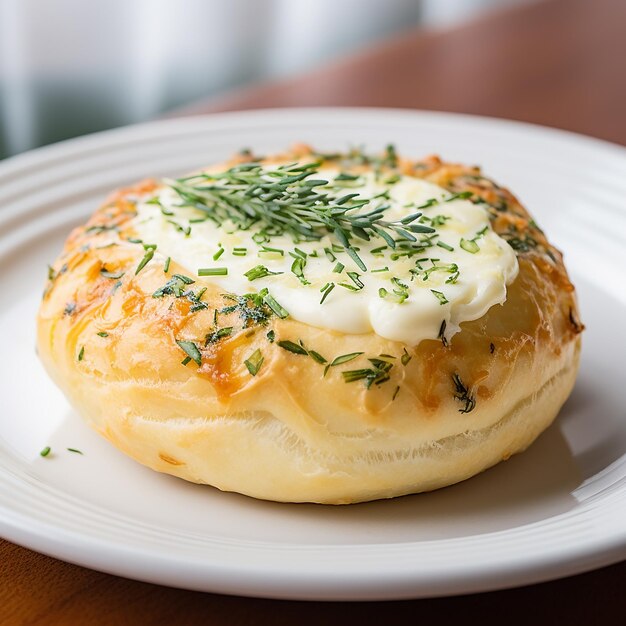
xmin=37 ymin=146 xmax=583 ymax=504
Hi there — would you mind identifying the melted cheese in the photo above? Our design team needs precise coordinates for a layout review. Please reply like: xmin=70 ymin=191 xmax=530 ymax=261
xmin=132 ymin=167 xmax=519 ymax=346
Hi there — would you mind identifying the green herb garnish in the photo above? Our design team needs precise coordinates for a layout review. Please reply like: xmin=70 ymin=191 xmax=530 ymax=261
xmin=198 ymin=267 xmax=228 ymax=276
xmin=330 ymin=352 xmax=363 ymax=366
xmin=430 ymin=289 xmax=449 ymax=305
xmin=342 ymin=358 xmax=394 ymax=388
xmin=401 ymin=348 xmax=412 ymax=365
xmin=204 ymin=327 xmax=233 ymax=345
xmin=167 ymin=162 xmax=434 ymax=272
xmin=176 ymin=340 xmax=202 ymax=366
xmin=277 ymin=340 xmax=308 ymax=356
xmin=308 ymin=350 xmax=327 ymax=364
xmin=319 ymin=282 xmax=335 ymax=304
xmin=244 ymin=349 xmax=264 ymax=376
xmin=244 ymin=265 xmax=282 ymax=281
xmin=135 ymin=245 xmax=156 ymax=275
xmin=262 ymin=291 xmax=289 ymax=319
xmin=290 ymin=256 xmax=310 ymax=285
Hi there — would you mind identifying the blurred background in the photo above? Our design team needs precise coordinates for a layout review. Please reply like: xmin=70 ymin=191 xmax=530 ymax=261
xmin=0 ymin=0 xmax=532 ymax=159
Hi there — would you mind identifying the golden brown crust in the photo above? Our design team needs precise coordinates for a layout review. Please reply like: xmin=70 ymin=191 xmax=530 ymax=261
xmin=36 ymin=146 xmax=583 ymax=503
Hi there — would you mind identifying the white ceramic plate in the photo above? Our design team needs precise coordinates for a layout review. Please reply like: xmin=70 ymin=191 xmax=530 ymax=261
xmin=0 ymin=108 xmax=625 ymax=600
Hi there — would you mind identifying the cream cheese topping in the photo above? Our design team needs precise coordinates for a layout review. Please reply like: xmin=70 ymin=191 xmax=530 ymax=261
xmin=132 ymin=166 xmax=519 ymax=346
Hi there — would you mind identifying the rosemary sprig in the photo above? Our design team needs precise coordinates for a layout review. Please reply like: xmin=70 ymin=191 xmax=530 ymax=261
xmin=176 ymin=340 xmax=202 ymax=366
xmin=342 ymin=357 xmax=394 ymax=389
xmin=166 ymin=162 xmax=434 ymax=271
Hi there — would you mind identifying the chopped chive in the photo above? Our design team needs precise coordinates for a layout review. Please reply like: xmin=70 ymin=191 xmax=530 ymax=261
xmin=166 ymin=220 xmax=191 ymax=237
xmin=164 ymin=257 xmax=171 ymax=273
xmin=460 ymin=238 xmax=479 ymax=254
xmin=67 ymin=448 xmax=83 ymax=455
xmin=244 ymin=349 xmax=264 ymax=376
xmin=401 ymin=348 xmax=412 ymax=366
xmin=392 ymin=385 xmax=400 ymax=401
xmin=181 ymin=356 xmax=191 ymax=365
xmin=263 ymin=292 xmax=289 ymax=319
xmin=431 ymin=289 xmax=449 ymax=305
xmin=291 ymin=256 xmax=309 ymax=285
xmin=333 ymin=262 xmax=345 ymax=273
xmin=135 ymin=248 xmax=155 ymax=274
xmin=77 ymin=346 xmax=85 ymax=361
xmin=232 ymin=247 xmax=248 ymax=256
xmin=175 ymin=340 xmax=202 ymax=366
xmin=266 ymin=329 xmax=275 ymax=343
xmin=319 ymin=282 xmax=335 ymax=304
xmin=40 ymin=446 xmax=51 ymax=457
xmin=371 ymin=266 xmax=389 ymax=273
xmin=260 ymin=245 xmax=284 ymax=256
xmin=437 ymin=241 xmax=454 ymax=252
xmin=278 ymin=340 xmax=308 ymax=355
xmin=198 ymin=267 xmax=228 ymax=276
xmin=97 ymin=331 xmax=109 ymax=338
xmin=445 ymin=191 xmax=473 ymax=202
xmin=347 ymin=272 xmax=364 ymax=289
xmin=213 ymin=246 xmax=225 ymax=261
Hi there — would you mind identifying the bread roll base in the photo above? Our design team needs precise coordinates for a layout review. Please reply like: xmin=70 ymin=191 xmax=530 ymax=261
xmin=37 ymin=148 xmax=583 ymax=504
xmin=39 ymin=337 xmax=579 ymax=504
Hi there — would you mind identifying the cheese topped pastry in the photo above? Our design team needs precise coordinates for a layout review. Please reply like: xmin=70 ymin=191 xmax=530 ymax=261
xmin=37 ymin=145 xmax=583 ymax=504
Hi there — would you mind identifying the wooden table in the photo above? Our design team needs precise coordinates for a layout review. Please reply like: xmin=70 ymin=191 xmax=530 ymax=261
xmin=3 ymin=0 xmax=625 ymax=622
